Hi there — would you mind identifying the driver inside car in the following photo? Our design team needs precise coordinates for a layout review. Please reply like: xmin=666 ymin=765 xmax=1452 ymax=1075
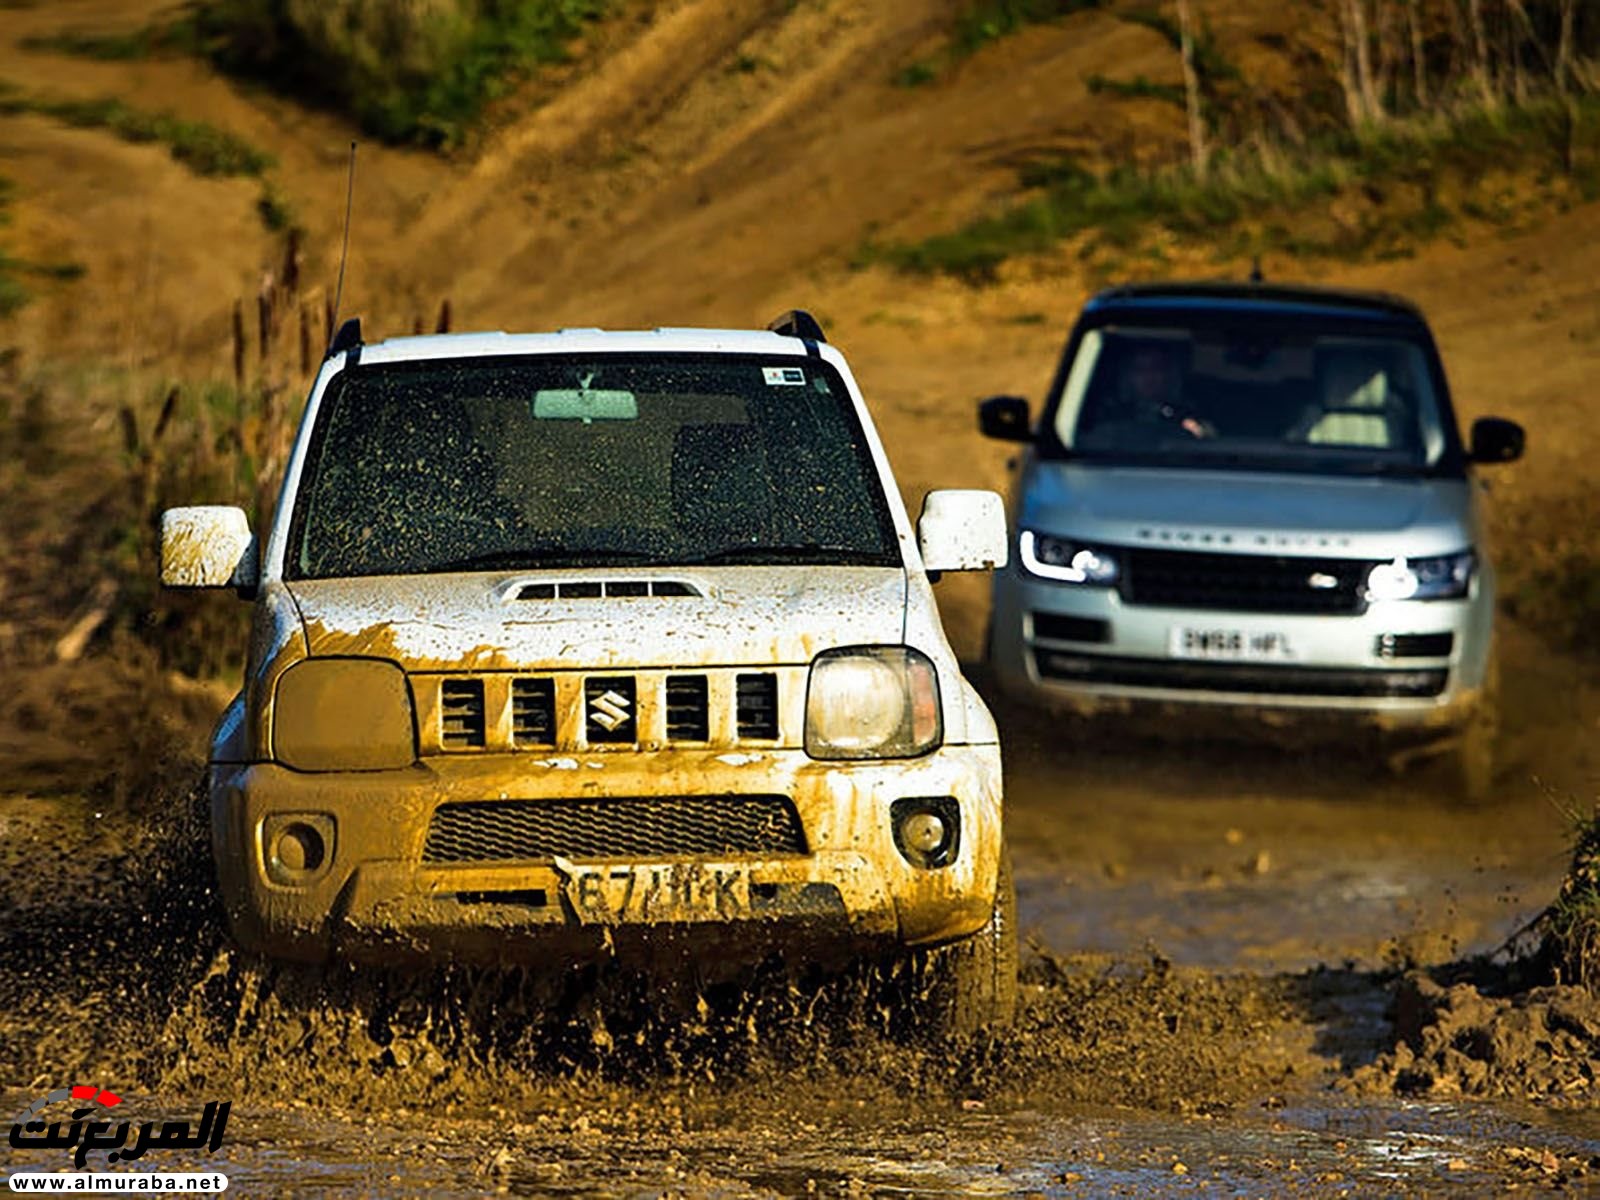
xmin=1080 ymin=340 xmax=1216 ymax=446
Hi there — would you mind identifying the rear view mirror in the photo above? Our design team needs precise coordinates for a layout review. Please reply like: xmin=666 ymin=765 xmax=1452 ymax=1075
xmin=917 ymin=489 xmax=1009 ymax=573
xmin=978 ymin=395 xmax=1031 ymax=442
xmin=533 ymin=389 xmax=638 ymax=422
xmin=161 ymin=506 xmax=258 ymax=591
xmin=1470 ymin=417 xmax=1524 ymax=465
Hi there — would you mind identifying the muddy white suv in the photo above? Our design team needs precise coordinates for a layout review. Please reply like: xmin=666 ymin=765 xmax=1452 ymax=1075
xmin=161 ymin=312 xmax=1015 ymax=1032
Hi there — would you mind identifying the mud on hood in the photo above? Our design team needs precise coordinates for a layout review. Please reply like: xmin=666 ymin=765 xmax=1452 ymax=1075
xmin=284 ymin=567 xmax=908 ymax=671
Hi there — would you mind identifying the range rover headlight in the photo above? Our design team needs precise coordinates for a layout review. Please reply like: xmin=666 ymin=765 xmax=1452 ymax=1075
xmin=1019 ymin=530 xmax=1121 ymax=585
xmin=1364 ymin=551 xmax=1476 ymax=603
xmin=804 ymin=646 xmax=942 ymax=760
xmin=273 ymin=658 xmax=417 ymax=771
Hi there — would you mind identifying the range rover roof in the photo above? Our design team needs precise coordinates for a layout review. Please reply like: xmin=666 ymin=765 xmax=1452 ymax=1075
xmin=1084 ymin=281 xmax=1426 ymax=324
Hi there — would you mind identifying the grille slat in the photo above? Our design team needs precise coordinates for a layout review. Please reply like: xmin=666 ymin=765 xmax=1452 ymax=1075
xmin=423 ymin=795 xmax=808 ymax=863
xmin=665 ymin=675 xmax=710 ymax=741
xmin=512 ymin=678 xmax=556 ymax=745
xmin=1122 ymin=548 xmax=1373 ymax=616
xmin=736 ymin=673 xmax=779 ymax=740
xmin=440 ymin=679 xmax=486 ymax=748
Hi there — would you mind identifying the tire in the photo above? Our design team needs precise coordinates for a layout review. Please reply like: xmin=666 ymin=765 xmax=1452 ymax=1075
xmin=902 ymin=850 xmax=1019 ymax=1039
xmin=1447 ymin=651 xmax=1501 ymax=804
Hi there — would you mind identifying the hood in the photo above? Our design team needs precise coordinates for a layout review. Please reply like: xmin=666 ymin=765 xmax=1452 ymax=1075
xmin=284 ymin=567 xmax=908 ymax=672
xmin=1019 ymin=462 xmax=1476 ymax=559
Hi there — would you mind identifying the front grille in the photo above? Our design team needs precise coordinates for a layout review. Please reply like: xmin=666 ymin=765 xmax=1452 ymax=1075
xmin=1034 ymin=649 xmax=1447 ymax=698
xmin=512 ymin=678 xmax=555 ymax=745
xmin=441 ymin=679 xmax=486 ymax=747
xmin=1121 ymin=548 xmax=1373 ymax=616
xmin=736 ymin=673 xmax=779 ymax=739
xmin=422 ymin=795 xmax=808 ymax=863
xmin=585 ymin=677 xmax=637 ymax=744
xmin=665 ymin=675 xmax=710 ymax=741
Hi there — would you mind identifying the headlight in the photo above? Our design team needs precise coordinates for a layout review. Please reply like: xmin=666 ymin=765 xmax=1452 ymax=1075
xmin=1019 ymin=530 xmax=1120 ymax=585
xmin=1364 ymin=551 xmax=1476 ymax=603
xmin=804 ymin=646 xmax=942 ymax=760
xmin=273 ymin=658 xmax=417 ymax=771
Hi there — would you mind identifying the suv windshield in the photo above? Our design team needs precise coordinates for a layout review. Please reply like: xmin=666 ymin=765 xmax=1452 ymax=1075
xmin=288 ymin=353 xmax=900 ymax=579
xmin=1051 ymin=323 xmax=1449 ymax=476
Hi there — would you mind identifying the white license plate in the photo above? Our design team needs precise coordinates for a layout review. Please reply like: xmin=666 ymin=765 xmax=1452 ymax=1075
xmin=1168 ymin=626 xmax=1297 ymax=661
xmin=557 ymin=861 xmax=751 ymax=924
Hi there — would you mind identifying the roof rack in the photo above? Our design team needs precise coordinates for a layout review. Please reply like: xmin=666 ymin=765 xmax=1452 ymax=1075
xmin=767 ymin=310 xmax=827 ymax=343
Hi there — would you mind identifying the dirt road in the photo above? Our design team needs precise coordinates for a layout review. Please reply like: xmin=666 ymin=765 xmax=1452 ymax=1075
xmin=3 ymin=1 xmax=1600 ymax=1193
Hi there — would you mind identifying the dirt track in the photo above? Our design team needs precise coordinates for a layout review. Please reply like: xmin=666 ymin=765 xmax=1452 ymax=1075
xmin=3 ymin=0 xmax=1600 ymax=1194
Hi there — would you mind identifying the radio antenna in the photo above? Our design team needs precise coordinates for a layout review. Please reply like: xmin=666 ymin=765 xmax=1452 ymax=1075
xmin=327 ymin=140 xmax=358 ymax=350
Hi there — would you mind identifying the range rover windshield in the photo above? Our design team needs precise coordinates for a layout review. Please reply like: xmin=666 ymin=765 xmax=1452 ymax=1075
xmin=288 ymin=353 xmax=900 ymax=579
xmin=1051 ymin=324 xmax=1450 ymax=476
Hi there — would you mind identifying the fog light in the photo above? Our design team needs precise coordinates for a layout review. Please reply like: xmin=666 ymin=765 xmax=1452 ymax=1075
xmin=891 ymin=797 xmax=960 ymax=869
xmin=264 ymin=814 xmax=334 ymax=885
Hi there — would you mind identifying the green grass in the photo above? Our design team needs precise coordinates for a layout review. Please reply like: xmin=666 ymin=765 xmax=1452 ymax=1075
xmin=1086 ymin=73 xmax=1185 ymax=106
xmin=894 ymin=0 xmax=1108 ymax=87
xmin=0 ymin=88 xmax=274 ymax=178
xmin=20 ymin=25 xmax=197 ymax=61
xmin=185 ymin=0 xmax=609 ymax=148
xmin=1542 ymin=808 xmax=1600 ymax=989
xmin=860 ymin=96 xmax=1600 ymax=280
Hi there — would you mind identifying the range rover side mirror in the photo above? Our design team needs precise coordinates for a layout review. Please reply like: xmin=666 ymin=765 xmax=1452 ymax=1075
xmin=1470 ymin=417 xmax=1525 ymax=465
xmin=978 ymin=395 xmax=1031 ymax=442
xmin=160 ymin=505 xmax=259 ymax=593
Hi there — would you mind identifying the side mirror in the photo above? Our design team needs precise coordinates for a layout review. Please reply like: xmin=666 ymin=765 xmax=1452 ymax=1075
xmin=978 ymin=395 xmax=1032 ymax=442
xmin=917 ymin=489 xmax=1009 ymax=573
xmin=1470 ymin=417 xmax=1525 ymax=465
xmin=161 ymin=506 xmax=259 ymax=591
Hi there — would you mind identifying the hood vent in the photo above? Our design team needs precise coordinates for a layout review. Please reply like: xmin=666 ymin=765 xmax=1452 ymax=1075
xmin=513 ymin=579 xmax=702 ymax=601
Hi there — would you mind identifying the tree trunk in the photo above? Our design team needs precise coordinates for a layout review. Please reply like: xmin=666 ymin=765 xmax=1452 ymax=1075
xmin=1556 ymin=0 xmax=1576 ymax=94
xmin=1177 ymin=0 xmax=1208 ymax=174
xmin=1467 ymin=0 xmax=1495 ymax=104
xmin=1406 ymin=0 xmax=1427 ymax=107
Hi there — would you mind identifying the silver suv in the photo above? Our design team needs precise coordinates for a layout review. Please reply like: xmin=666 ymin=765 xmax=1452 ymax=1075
xmin=981 ymin=283 xmax=1525 ymax=798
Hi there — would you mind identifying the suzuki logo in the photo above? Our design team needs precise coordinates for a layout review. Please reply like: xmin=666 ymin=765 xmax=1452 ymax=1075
xmin=1307 ymin=572 xmax=1339 ymax=590
xmin=589 ymin=690 xmax=632 ymax=731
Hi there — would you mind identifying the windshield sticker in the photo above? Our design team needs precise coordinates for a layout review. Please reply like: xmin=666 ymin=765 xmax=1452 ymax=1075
xmin=763 ymin=366 xmax=806 ymax=386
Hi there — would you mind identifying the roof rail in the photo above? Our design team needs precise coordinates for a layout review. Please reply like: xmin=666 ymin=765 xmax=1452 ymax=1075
xmin=326 ymin=317 xmax=363 ymax=359
xmin=767 ymin=310 xmax=827 ymax=343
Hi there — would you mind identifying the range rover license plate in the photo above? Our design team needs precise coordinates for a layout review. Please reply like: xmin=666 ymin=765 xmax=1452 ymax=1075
xmin=1169 ymin=627 xmax=1297 ymax=661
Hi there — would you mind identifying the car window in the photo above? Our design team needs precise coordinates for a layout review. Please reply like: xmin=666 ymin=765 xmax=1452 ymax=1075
xmin=1052 ymin=325 xmax=1447 ymax=474
xmin=288 ymin=353 xmax=900 ymax=579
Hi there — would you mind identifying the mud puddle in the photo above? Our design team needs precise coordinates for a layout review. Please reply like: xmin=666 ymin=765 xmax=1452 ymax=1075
xmin=7 ymin=1087 xmax=1595 ymax=1197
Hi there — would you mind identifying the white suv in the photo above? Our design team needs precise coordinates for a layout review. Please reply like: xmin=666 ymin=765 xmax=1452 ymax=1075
xmin=161 ymin=312 xmax=1016 ymax=1034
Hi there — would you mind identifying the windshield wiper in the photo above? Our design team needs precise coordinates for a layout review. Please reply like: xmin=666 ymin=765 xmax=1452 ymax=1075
xmin=683 ymin=544 xmax=894 ymax=566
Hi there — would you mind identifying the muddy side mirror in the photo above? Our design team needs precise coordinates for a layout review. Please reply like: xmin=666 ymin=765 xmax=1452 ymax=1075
xmin=917 ymin=489 xmax=1009 ymax=573
xmin=161 ymin=506 xmax=259 ymax=593
xmin=1470 ymin=417 xmax=1524 ymax=465
xmin=979 ymin=395 xmax=1032 ymax=442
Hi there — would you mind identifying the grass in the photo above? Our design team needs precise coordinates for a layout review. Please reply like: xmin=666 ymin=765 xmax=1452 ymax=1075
xmin=184 ymin=0 xmax=609 ymax=148
xmin=894 ymin=0 xmax=1108 ymax=87
xmin=1542 ymin=807 xmax=1600 ymax=990
xmin=0 ymin=87 xmax=274 ymax=178
xmin=1086 ymin=73 xmax=1184 ymax=106
xmin=860 ymin=95 xmax=1600 ymax=280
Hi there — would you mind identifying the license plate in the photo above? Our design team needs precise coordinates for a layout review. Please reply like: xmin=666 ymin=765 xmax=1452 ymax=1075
xmin=1169 ymin=626 xmax=1297 ymax=661
xmin=557 ymin=861 xmax=750 ymax=924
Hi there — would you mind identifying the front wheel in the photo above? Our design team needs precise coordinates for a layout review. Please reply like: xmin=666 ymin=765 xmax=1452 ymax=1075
xmin=1445 ymin=652 xmax=1501 ymax=804
xmin=899 ymin=851 xmax=1019 ymax=1039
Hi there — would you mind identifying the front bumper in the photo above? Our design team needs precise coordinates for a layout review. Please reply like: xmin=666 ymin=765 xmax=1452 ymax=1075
xmin=989 ymin=566 xmax=1492 ymax=730
xmin=208 ymin=746 xmax=1003 ymax=966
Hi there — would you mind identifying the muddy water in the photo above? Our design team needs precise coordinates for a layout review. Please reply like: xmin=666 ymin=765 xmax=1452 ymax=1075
xmin=2 ymin=670 xmax=1598 ymax=1196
